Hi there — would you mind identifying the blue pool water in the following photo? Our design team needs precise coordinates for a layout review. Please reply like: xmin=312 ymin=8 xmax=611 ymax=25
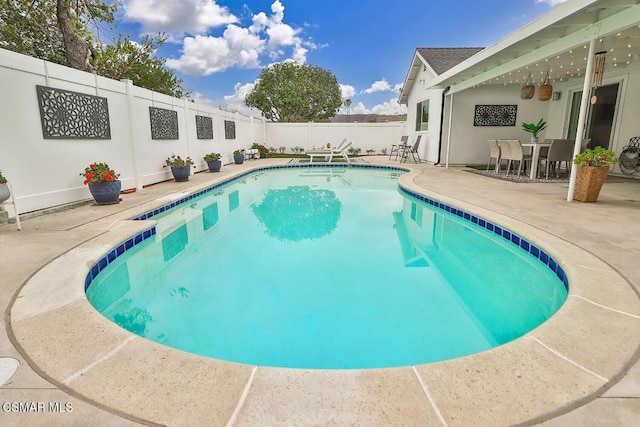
xmin=86 ymin=166 xmax=567 ymax=369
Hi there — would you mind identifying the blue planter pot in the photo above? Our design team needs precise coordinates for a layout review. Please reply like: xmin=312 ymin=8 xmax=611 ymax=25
xmin=234 ymin=154 xmax=244 ymax=165
xmin=88 ymin=180 xmax=121 ymax=205
xmin=171 ymin=166 xmax=191 ymax=182
xmin=207 ymin=160 xmax=222 ymax=172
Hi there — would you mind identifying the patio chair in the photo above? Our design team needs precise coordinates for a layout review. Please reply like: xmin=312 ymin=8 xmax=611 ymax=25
xmin=305 ymin=140 xmax=352 ymax=163
xmin=487 ymin=139 xmax=500 ymax=172
xmin=389 ymin=136 xmax=409 ymax=160
xmin=538 ymin=139 xmax=574 ymax=179
xmin=400 ymin=135 xmax=422 ymax=163
xmin=499 ymin=139 xmax=531 ymax=176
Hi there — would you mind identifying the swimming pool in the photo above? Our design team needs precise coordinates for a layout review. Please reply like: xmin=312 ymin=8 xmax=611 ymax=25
xmin=86 ymin=166 xmax=567 ymax=369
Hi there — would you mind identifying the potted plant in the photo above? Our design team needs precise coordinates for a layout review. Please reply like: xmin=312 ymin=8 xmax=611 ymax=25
xmin=572 ymin=146 xmax=619 ymax=202
xmin=233 ymin=149 xmax=245 ymax=165
xmin=204 ymin=153 xmax=222 ymax=172
xmin=0 ymin=170 xmax=10 ymax=203
xmin=164 ymin=154 xmax=194 ymax=182
xmin=522 ymin=118 xmax=547 ymax=143
xmin=80 ymin=162 xmax=121 ymax=204
xmin=251 ymin=143 xmax=268 ymax=158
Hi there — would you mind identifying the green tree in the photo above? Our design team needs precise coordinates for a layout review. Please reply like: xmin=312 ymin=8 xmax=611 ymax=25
xmin=0 ymin=0 xmax=66 ymax=64
xmin=93 ymin=35 xmax=189 ymax=98
xmin=0 ymin=0 xmax=187 ymax=97
xmin=245 ymin=62 xmax=342 ymax=122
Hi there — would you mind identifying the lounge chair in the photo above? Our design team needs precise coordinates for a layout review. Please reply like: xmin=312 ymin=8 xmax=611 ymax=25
xmin=305 ymin=140 xmax=352 ymax=163
xmin=389 ymin=136 xmax=409 ymax=160
xmin=400 ymin=135 xmax=422 ymax=163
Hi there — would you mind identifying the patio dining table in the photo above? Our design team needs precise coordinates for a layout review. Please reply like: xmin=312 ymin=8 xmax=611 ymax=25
xmin=521 ymin=140 xmax=552 ymax=179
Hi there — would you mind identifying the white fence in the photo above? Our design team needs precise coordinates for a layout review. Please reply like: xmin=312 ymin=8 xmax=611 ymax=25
xmin=0 ymin=48 xmax=405 ymax=218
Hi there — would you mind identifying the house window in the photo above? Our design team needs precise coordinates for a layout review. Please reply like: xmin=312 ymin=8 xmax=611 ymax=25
xmin=416 ymin=100 xmax=429 ymax=131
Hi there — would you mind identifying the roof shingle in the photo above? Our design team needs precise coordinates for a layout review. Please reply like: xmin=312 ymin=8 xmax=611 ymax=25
xmin=417 ymin=47 xmax=483 ymax=75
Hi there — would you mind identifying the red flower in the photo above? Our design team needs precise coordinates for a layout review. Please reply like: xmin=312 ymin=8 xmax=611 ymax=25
xmin=103 ymin=172 xmax=112 ymax=180
xmin=90 ymin=163 xmax=96 ymax=169
xmin=83 ymin=179 xmax=89 ymax=185
xmin=85 ymin=172 xmax=94 ymax=180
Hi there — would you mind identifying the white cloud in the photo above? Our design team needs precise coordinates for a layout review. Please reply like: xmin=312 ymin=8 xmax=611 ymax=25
xmin=340 ymin=84 xmax=356 ymax=99
xmin=122 ymin=0 xmax=238 ymax=38
xmin=362 ymin=79 xmax=402 ymax=94
xmin=535 ymin=0 xmax=568 ymax=6
xmin=371 ymin=98 xmax=407 ymax=115
xmin=350 ymin=102 xmax=370 ymax=114
xmin=164 ymin=0 xmax=313 ymax=75
xmin=344 ymin=98 xmax=407 ymax=116
xmin=189 ymin=91 xmax=216 ymax=106
xmin=223 ymin=82 xmax=263 ymax=117
xmin=166 ymin=27 xmax=265 ymax=75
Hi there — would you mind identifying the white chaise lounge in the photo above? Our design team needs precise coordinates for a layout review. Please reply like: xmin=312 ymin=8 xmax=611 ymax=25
xmin=305 ymin=140 xmax=352 ymax=163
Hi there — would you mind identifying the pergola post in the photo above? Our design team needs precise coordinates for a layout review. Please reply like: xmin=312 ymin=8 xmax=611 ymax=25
xmin=567 ymin=38 xmax=597 ymax=202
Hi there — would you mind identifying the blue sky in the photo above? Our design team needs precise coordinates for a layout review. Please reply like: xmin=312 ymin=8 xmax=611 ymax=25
xmin=106 ymin=0 xmax=567 ymax=116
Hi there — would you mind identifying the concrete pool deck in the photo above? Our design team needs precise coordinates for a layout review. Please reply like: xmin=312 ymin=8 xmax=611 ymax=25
xmin=1 ymin=157 xmax=639 ymax=426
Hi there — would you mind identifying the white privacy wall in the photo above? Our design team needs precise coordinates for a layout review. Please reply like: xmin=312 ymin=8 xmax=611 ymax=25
xmin=0 ymin=48 xmax=406 ymax=217
xmin=265 ymin=121 xmax=405 ymax=153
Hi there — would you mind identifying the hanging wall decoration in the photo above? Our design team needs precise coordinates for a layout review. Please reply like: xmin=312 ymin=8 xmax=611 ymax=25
xmin=36 ymin=85 xmax=111 ymax=139
xmin=195 ymin=115 xmax=214 ymax=139
xmin=473 ymin=105 xmax=518 ymax=127
xmin=520 ymin=73 xmax=535 ymax=99
xmin=538 ymin=69 xmax=553 ymax=101
xmin=149 ymin=107 xmax=179 ymax=139
xmin=591 ymin=50 xmax=607 ymax=104
xmin=592 ymin=50 xmax=607 ymax=88
xmin=224 ymin=120 xmax=236 ymax=139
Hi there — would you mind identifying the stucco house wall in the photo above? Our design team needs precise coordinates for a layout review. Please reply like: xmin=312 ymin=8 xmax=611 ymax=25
xmin=440 ymin=85 xmax=550 ymax=166
xmin=403 ymin=62 xmax=445 ymax=164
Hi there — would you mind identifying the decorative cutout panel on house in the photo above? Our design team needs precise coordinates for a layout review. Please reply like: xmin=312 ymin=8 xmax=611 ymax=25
xmin=149 ymin=107 xmax=179 ymax=139
xmin=196 ymin=115 xmax=214 ymax=139
xmin=36 ymin=85 xmax=111 ymax=139
xmin=473 ymin=105 xmax=517 ymax=127
xmin=224 ymin=120 xmax=236 ymax=139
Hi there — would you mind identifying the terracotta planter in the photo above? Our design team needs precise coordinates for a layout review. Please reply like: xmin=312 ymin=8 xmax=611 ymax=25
xmin=88 ymin=180 xmax=121 ymax=205
xmin=573 ymin=165 xmax=610 ymax=202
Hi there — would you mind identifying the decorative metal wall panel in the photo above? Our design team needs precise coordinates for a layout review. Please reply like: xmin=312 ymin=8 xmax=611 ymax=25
xmin=36 ymin=85 xmax=111 ymax=139
xmin=473 ymin=105 xmax=517 ymax=127
xmin=149 ymin=107 xmax=179 ymax=139
xmin=196 ymin=115 xmax=214 ymax=139
xmin=224 ymin=120 xmax=236 ymax=139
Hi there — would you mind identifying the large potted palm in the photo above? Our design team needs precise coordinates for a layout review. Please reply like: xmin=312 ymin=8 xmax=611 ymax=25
xmin=572 ymin=146 xmax=618 ymax=202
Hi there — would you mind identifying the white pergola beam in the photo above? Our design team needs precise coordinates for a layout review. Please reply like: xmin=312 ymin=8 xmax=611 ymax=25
xmin=442 ymin=3 xmax=640 ymax=94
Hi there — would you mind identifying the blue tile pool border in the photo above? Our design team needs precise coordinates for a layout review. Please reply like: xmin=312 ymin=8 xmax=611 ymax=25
xmin=398 ymin=185 xmax=569 ymax=291
xmin=84 ymin=164 xmax=567 ymax=293
xmin=84 ymin=226 xmax=156 ymax=292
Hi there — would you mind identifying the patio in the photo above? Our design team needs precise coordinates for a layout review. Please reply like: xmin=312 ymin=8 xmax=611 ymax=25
xmin=1 ymin=157 xmax=639 ymax=426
